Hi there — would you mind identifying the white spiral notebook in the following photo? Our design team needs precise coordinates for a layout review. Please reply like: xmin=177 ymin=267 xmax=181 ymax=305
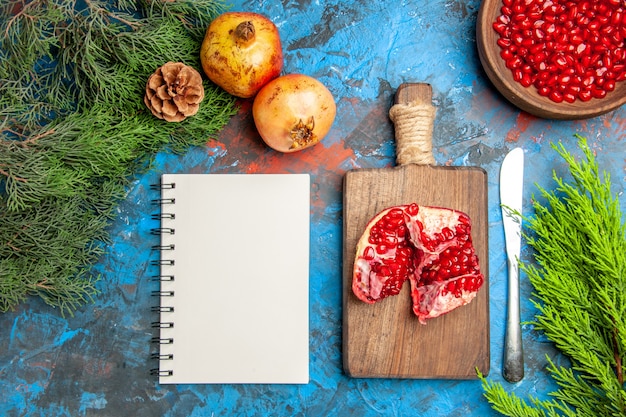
xmin=151 ymin=173 xmax=310 ymax=384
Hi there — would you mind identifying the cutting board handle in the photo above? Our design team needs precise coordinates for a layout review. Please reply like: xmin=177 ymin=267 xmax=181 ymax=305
xmin=389 ymin=83 xmax=436 ymax=166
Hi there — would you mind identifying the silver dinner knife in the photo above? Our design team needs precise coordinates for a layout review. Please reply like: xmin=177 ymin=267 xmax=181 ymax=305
xmin=500 ymin=147 xmax=525 ymax=383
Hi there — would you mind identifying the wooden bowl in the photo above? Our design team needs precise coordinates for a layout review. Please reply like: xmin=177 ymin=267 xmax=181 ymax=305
xmin=476 ymin=0 xmax=626 ymax=120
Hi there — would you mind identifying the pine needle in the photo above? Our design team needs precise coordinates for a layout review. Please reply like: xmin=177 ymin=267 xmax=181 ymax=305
xmin=0 ymin=0 xmax=237 ymax=315
xmin=480 ymin=136 xmax=626 ymax=416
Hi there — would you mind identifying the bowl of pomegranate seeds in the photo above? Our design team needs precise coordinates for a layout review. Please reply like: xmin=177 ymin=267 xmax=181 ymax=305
xmin=477 ymin=0 xmax=626 ymax=120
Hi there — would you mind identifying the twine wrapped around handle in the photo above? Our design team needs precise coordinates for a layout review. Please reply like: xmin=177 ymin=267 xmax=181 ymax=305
xmin=389 ymin=85 xmax=436 ymax=166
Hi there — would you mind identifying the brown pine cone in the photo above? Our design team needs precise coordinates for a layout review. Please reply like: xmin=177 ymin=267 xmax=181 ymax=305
xmin=144 ymin=62 xmax=205 ymax=122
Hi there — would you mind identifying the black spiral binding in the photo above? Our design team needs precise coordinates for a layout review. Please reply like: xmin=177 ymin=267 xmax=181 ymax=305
xmin=149 ymin=181 xmax=176 ymax=379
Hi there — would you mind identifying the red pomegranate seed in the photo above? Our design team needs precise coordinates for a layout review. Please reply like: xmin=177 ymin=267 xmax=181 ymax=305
xmin=520 ymin=73 xmax=534 ymax=87
xmin=591 ymin=87 xmax=608 ymax=98
xmin=605 ymin=80 xmax=616 ymax=91
xmin=567 ymin=84 xmax=582 ymax=94
xmin=549 ymin=90 xmax=564 ymax=102
xmin=493 ymin=0 xmax=626 ymax=103
xmin=579 ymin=89 xmax=593 ymax=101
xmin=537 ymin=86 xmax=550 ymax=96
xmin=498 ymin=37 xmax=512 ymax=48
xmin=563 ymin=92 xmax=577 ymax=103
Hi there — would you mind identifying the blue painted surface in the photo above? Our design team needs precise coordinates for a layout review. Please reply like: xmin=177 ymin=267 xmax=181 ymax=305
xmin=1 ymin=0 xmax=625 ymax=415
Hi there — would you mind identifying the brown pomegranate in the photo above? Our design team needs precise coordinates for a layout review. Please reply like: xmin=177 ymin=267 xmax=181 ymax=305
xmin=352 ymin=203 xmax=484 ymax=324
xmin=200 ymin=12 xmax=283 ymax=98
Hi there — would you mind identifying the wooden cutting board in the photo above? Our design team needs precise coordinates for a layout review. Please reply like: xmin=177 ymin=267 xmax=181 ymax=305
xmin=342 ymin=83 xmax=490 ymax=379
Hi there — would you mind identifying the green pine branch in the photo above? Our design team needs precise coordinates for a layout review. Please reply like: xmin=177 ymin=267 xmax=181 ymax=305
xmin=481 ymin=136 xmax=626 ymax=416
xmin=0 ymin=0 xmax=238 ymax=315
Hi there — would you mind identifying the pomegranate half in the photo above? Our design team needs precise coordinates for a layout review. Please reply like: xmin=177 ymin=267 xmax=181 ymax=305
xmin=353 ymin=203 xmax=484 ymax=324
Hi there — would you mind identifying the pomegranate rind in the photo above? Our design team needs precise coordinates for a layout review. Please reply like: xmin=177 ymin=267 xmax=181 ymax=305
xmin=199 ymin=12 xmax=283 ymax=98
xmin=352 ymin=207 xmax=411 ymax=303
xmin=404 ymin=205 xmax=484 ymax=323
xmin=351 ymin=203 xmax=484 ymax=323
xmin=411 ymin=276 xmax=480 ymax=324
xmin=252 ymin=74 xmax=337 ymax=153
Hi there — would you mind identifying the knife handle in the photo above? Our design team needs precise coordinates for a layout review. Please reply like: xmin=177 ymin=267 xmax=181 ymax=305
xmin=503 ymin=257 xmax=524 ymax=382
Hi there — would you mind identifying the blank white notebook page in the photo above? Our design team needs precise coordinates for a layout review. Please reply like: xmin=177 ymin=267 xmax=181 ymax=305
xmin=156 ymin=173 xmax=310 ymax=384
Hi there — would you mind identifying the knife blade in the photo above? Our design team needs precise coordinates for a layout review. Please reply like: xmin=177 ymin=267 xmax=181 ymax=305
xmin=500 ymin=147 xmax=524 ymax=383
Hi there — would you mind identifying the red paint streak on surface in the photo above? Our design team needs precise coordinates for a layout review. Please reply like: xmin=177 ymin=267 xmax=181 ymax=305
xmin=213 ymin=104 xmax=358 ymax=221
xmin=470 ymin=84 xmax=502 ymax=116
xmin=244 ymin=139 xmax=355 ymax=174
xmin=602 ymin=116 xmax=626 ymax=142
xmin=121 ymin=284 xmax=137 ymax=298
xmin=206 ymin=138 xmax=227 ymax=155
xmin=215 ymin=102 xmax=357 ymax=176
xmin=83 ymin=356 xmax=114 ymax=377
xmin=505 ymin=112 xmax=536 ymax=143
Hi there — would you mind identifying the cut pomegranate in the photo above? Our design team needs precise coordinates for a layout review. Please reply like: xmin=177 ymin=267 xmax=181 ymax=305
xmin=352 ymin=206 xmax=415 ymax=303
xmin=352 ymin=203 xmax=484 ymax=324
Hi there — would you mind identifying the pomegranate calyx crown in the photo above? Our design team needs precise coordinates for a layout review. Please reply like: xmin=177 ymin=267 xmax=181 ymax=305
xmin=234 ymin=21 xmax=255 ymax=44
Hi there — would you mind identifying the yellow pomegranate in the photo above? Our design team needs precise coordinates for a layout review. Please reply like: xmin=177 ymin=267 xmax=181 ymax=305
xmin=200 ymin=12 xmax=283 ymax=98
